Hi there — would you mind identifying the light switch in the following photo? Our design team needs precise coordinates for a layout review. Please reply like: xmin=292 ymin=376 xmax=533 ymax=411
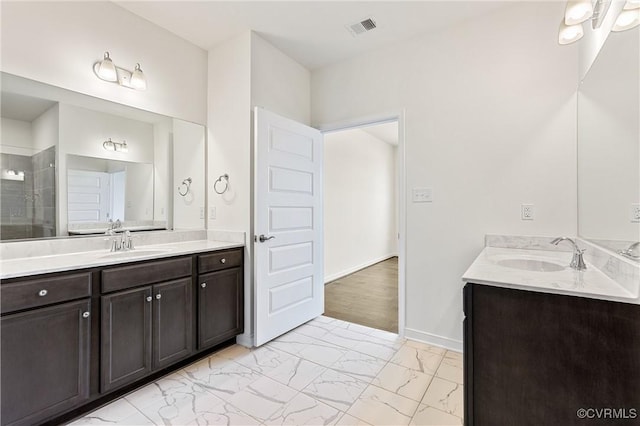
xmin=210 ymin=207 xmax=216 ymax=220
xmin=412 ymin=187 xmax=433 ymax=203
xmin=631 ymin=204 xmax=640 ymax=223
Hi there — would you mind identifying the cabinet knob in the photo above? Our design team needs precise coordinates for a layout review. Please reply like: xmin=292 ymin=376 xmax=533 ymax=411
xmin=38 ymin=289 xmax=48 ymax=297
xmin=156 ymin=294 xmax=162 ymax=300
xmin=82 ymin=311 xmax=90 ymax=318
xmin=146 ymin=296 xmax=152 ymax=302
xmin=201 ymin=282 xmax=207 ymax=288
xmin=220 ymin=258 xmax=226 ymax=264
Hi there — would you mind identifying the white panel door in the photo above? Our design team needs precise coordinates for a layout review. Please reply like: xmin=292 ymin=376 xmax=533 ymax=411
xmin=254 ymin=107 xmax=324 ymax=346
xmin=67 ymin=170 xmax=110 ymax=222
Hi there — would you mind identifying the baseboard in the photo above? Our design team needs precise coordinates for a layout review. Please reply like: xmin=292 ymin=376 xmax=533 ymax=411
xmin=236 ymin=333 xmax=254 ymax=348
xmin=404 ymin=327 xmax=463 ymax=353
xmin=324 ymin=253 xmax=397 ymax=284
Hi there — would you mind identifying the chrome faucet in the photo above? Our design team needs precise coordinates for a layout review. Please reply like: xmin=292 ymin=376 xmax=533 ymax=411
xmin=618 ymin=242 xmax=640 ymax=260
xmin=108 ymin=218 xmax=122 ymax=231
xmin=105 ymin=229 xmax=133 ymax=252
xmin=121 ymin=230 xmax=134 ymax=251
xmin=550 ymin=237 xmax=587 ymax=270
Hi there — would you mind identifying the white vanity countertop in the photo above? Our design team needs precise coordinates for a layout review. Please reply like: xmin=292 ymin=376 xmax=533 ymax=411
xmin=463 ymin=247 xmax=639 ymax=305
xmin=0 ymin=240 xmax=244 ymax=279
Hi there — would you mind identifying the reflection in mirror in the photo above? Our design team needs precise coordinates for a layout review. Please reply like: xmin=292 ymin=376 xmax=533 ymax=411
xmin=66 ymin=155 xmax=161 ymax=235
xmin=0 ymin=72 xmax=206 ymax=241
xmin=578 ymin=26 xmax=639 ymax=260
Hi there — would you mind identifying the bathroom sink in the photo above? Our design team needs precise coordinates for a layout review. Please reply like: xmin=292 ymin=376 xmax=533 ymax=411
xmin=101 ymin=249 xmax=172 ymax=259
xmin=496 ymin=258 xmax=565 ymax=272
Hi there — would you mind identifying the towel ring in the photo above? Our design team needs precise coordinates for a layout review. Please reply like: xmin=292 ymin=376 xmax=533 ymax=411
xmin=214 ymin=174 xmax=229 ymax=194
xmin=178 ymin=177 xmax=192 ymax=196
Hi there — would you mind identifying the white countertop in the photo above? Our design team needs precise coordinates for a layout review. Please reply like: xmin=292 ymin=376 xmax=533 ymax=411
xmin=0 ymin=240 xmax=244 ymax=279
xmin=463 ymin=247 xmax=639 ymax=304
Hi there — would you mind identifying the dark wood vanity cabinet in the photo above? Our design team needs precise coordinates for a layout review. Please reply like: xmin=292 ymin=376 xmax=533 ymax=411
xmin=463 ymin=283 xmax=640 ymax=426
xmin=1 ymin=246 xmax=244 ymax=426
xmin=1 ymin=274 xmax=92 ymax=426
xmin=100 ymin=286 xmax=153 ymax=392
xmin=197 ymin=250 xmax=244 ymax=349
xmin=100 ymin=259 xmax=193 ymax=392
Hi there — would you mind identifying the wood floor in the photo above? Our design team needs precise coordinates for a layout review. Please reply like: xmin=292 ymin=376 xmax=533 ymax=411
xmin=324 ymin=257 xmax=398 ymax=333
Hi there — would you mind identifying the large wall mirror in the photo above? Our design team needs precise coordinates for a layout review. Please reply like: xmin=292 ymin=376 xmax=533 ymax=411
xmin=0 ymin=72 xmax=205 ymax=241
xmin=578 ymin=26 xmax=639 ymax=259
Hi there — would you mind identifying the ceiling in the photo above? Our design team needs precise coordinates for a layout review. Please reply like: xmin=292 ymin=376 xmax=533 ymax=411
xmin=361 ymin=121 xmax=398 ymax=145
xmin=1 ymin=92 xmax=57 ymax=122
xmin=115 ymin=1 xmax=510 ymax=70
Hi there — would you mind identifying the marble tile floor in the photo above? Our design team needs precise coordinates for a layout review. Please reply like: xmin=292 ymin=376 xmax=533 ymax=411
xmin=70 ymin=316 xmax=463 ymax=426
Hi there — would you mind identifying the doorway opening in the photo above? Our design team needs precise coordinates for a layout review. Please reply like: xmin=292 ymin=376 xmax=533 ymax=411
xmin=321 ymin=118 xmax=402 ymax=334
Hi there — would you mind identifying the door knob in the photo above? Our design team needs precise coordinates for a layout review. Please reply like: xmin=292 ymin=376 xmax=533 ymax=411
xmin=258 ymin=234 xmax=275 ymax=243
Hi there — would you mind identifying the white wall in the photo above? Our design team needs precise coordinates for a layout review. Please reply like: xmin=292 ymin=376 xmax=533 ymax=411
xmin=173 ymin=119 xmax=205 ymax=230
xmin=1 ymin=1 xmax=207 ymax=124
xmin=312 ymin=2 xmax=578 ymax=349
xmin=32 ymin=105 xmax=59 ymax=154
xmin=207 ymin=31 xmax=311 ymax=346
xmin=125 ymin=164 xmax=154 ymax=222
xmin=208 ymin=32 xmax=252 ymax=346
xmin=579 ymin=0 xmax=626 ymax=80
xmin=324 ymin=128 xmax=397 ymax=282
xmin=153 ymin=120 xmax=173 ymax=225
xmin=58 ymin=104 xmax=154 ymax=234
xmin=251 ymin=33 xmax=311 ymax=125
xmin=0 ymin=118 xmax=33 ymax=155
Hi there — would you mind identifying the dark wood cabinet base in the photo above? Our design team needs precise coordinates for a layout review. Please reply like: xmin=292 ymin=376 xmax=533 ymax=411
xmin=42 ymin=337 xmax=236 ymax=426
xmin=464 ymin=283 xmax=640 ymax=426
xmin=1 ymin=247 xmax=245 ymax=426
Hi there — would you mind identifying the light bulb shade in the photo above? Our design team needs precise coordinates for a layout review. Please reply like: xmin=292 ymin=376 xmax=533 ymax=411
xmin=97 ymin=52 xmax=118 ymax=82
xmin=130 ymin=63 xmax=147 ymax=90
xmin=116 ymin=141 xmax=128 ymax=153
xmin=103 ymin=138 xmax=116 ymax=151
xmin=565 ymin=0 xmax=594 ymax=25
xmin=613 ymin=9 xmax=640 ymax=30
xmin=625 ymin=1 xmax=640 ymax=10
xmin=558 ymin=20 xmax=584 ymax=44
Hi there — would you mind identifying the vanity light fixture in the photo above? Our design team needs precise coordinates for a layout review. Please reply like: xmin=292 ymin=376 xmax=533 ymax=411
xmin=102 ymin=138 xmax=128 ymax=153
xmin=564 ymin=0 xmax=594 ymax=25
xmin=559 ymin=19 xmax=585 ymax=44
xmin=612 ymin=7 xmax=640 ymax=31
xmin=625 ymin=0 xmax=640 ymax=9
xmin=559 ymin=0 xmax=637 ymax=44
xmin=93 ymin=51 xmax=147 ymax=91
xmin=1 ymin=169 xmax=25 ymax=181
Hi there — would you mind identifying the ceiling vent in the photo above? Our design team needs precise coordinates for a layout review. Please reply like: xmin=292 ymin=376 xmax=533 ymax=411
xmin=346 ymin=17 xmax=377 ymax=37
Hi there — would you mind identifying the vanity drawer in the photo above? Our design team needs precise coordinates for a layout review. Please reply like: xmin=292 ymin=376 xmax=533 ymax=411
xmin=1 ymin=272 xmax=92 ymax=314
xmin=198 ymin=249 xmax=243 ymax=274
xmin=102 ymin=257 xmax=192 ymax=293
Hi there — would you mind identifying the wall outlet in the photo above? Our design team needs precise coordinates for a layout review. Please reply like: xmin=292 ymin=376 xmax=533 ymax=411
xmin=521 ymin=204 xmax=534 ymax=220
xmin=210 ymin=207 xmax=216 ymax=220
xmin=412 ymin=187 xmax=433 ymax=203
xmin=632 ymin=204 xmax=640 ymax=223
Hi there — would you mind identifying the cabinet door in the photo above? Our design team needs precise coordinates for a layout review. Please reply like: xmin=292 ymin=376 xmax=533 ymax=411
xmin=153 ymin=278 xmax=193 ymax=369
xmin=198 ymin=268 xmax=244 ymax=349
xmin=101 ymin=286 xmax=152 ymax=393
xmin=1 ymin=299 xmax=90 ymax=426
xmin=471 ymin=284 xmax=640 ymax=426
